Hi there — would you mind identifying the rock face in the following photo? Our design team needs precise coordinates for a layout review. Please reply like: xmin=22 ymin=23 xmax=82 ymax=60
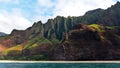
xmin=0 ymin=45 xmax=7 ymax=52
xmin=1 ymin=39 xmax=14 ymax=48
xmin=22 ymin=43 xmax=52 ymax=56
xmin=0 ymin=2 xmax=120 ymax=60
xmin=52 ymin=24 xmax=120 ymax=60
xmin=6 ymin=2 xmax=120 ymax=45
xmin=10 ymin=29 xmax=26 ymax=44
xmin=1 ymin=2 xmax=120 ymax=48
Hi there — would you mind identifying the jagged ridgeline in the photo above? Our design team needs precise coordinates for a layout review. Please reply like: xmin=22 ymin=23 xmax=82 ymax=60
xmin=24 ymin=1 xmax=120 ymax=40
xmin=27 ymin=16 xmax=76 ymax=40
xmin=11 ymin=1 xmax=120 ymax=41
xmin=0 ymin=2 xmax=120 ymax=60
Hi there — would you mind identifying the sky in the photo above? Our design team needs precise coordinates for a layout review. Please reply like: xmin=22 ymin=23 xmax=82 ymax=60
xmin=0 ymin=0 xmax=119 ymax=34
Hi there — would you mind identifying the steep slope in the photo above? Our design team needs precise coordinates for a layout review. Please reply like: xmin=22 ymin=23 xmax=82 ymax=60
xmin=52 ymin=24 xmax=120 ymax=60
xmin=0 ymin=2 xmax=120 ymax=60
xmin=2 ymin=45 xmax=23 ymax=56
xmin=81 ymin=2 xmax=120 ymax=25
xmin=7 ymin=2 xmax=120 ymax=44
xmin=4 ymin=2 xmax=120 ymax=46
xmin=22 ymin=37 xmax=53 ymax=56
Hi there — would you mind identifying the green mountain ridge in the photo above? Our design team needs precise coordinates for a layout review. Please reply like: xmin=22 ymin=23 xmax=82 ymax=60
xmin=10 ymin=1 xmax=120 ymax=42
xmin=0 ymin=2 xmax=120 ymax=60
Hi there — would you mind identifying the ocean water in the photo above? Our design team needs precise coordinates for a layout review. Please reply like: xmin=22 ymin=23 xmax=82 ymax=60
xmin=0 ymin=63 xmax=120 ymax=68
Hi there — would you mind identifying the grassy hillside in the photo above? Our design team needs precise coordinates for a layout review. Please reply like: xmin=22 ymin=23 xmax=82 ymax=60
xmin=89 ymin=24 xmax=104 ymax=32
xmin=2 ymin=45 xmax=22 ymax=56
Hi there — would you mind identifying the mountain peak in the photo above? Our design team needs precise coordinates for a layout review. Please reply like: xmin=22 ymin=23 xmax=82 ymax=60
xmin=115 ymin=1 xmax=120 ymax=6
xmin=116 ymin=1 xmax=120 ymax=4
xmin=32 ymin=21 xmax=42 ymax=27
xmin=85 ymin=8 xmax=103 ymax=15
xmin=111 ymin=1 xmax=120 ymax=8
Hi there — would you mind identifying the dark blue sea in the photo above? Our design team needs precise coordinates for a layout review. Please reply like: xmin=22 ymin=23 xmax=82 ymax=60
xmin=0 ymin=62 xmax=120 ymax=68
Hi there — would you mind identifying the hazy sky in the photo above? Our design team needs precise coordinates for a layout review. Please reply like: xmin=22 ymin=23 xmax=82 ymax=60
xmin=0 ymin=0 xmax=119 ymax=34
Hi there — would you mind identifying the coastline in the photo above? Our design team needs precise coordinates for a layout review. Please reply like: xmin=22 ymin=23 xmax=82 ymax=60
xmin=0 ymin=60 xmax=120 ymax=63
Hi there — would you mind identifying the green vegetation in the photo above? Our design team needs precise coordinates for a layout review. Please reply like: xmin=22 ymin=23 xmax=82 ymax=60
xmin=89 ymin=24 xmax=104 ymax=32
xmin=2 ymin=45 xmax=22 ymax=55
xmin=105 ymin=26 xmax=120 ymax=30
xmin=0 ymin=35 xmax=10 ymax=40
xmin=24 ymin=37 xmax=52 ymax=49
xmin=0 ymin=2 xmax=120 ymax=60
xmin=28 ymin=38 xmax=52 ymax=49
xmin=23 ymin=33 xmax=61 ymax=49
xmin=0 ymin=55 xmax=49 ymax=60
xmin=0 ymin=56 xmax=4 ymax=60
xmin=23 ymin=38 xmax=39 ymax=49
xmin=50 ymin=39 xmax=60 ymax=45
